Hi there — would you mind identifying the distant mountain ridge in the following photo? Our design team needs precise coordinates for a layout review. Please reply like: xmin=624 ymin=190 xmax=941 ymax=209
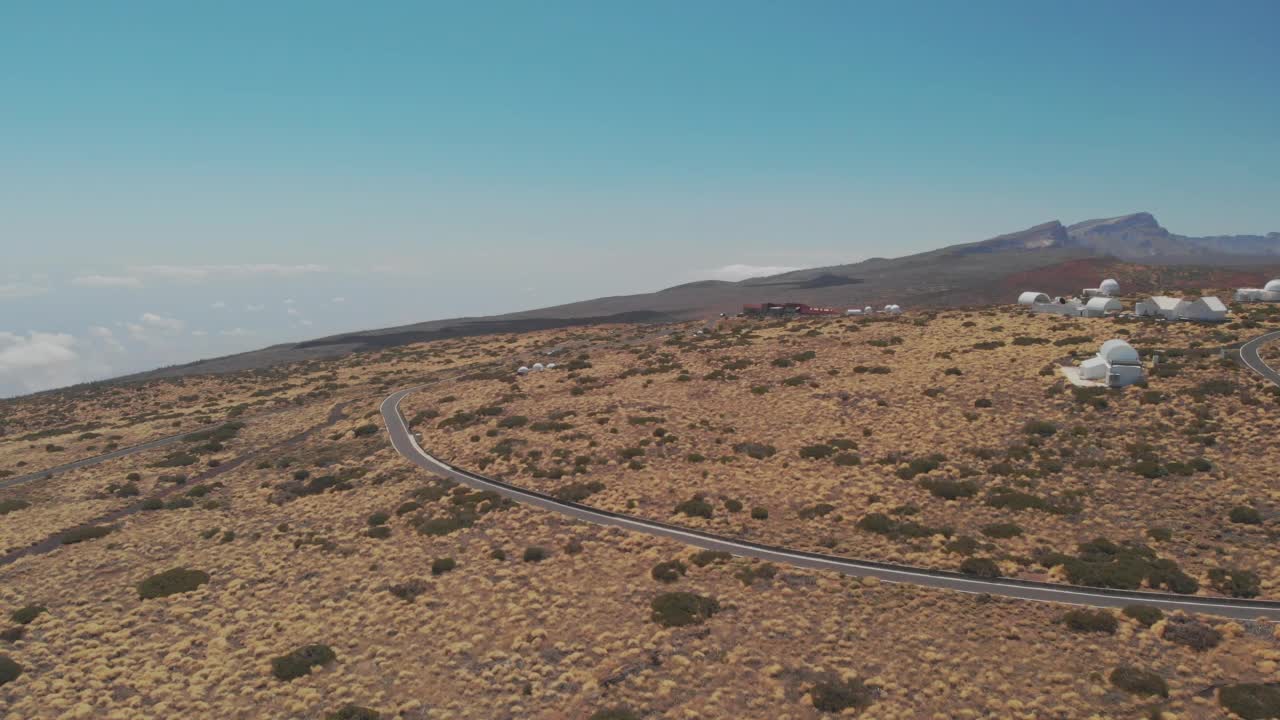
xmin=90 ymin=212 xmax=1280 ymax=387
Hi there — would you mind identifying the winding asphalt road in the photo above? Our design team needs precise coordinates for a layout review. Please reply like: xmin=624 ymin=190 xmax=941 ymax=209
xmin=0 ymin=427 xmax=210 ymax=491
xmin=381 ymin=386 xmax=1280 ymax=621
xmin=1238 ymin=329 xmax=1280 ymax=385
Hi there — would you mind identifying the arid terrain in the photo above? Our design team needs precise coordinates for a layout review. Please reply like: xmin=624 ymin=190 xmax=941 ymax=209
xmin=4 ymin=303 xmax=1280 ymax=719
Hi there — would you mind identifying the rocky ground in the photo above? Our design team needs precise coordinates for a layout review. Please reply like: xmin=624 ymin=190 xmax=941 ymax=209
xmin=2 ymin=309 xmax=1280 ymax=718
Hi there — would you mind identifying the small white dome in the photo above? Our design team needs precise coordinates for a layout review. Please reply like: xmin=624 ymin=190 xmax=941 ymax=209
xmin=531 ymin=362 xmax=545 ymax=371
xmin=1099 ymin=278 xmax=1120 ymax=294
xmin=1099 ymin=339 xmax=1139 ymax=365
xmin=1265 ymin=279 xmax=1280 ymax=293
xmin=864 ymin=306 xmax=873 ymax=313
xmin=546 ymin=363 xmax=557 ymax=369
xmin=517 ymin=366 xmax=530 ymax=375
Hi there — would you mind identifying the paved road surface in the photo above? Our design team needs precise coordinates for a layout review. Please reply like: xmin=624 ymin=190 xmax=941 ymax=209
xmin=0 ymin=429 xmax=206 ymax=491
xmin=1238 ymin=329 xmax=1280 ymax=386
xmin=381 ymin=386 xmax=1280 ymax=621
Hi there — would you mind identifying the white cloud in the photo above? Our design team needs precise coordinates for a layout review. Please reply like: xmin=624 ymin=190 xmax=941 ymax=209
xmin=191 ymin=330 xmax=208 ymax=337
xmin=283 ymin=298 xmax=295 ymax=305
xmin=300 ymin=319 xmax=313 ymax=326
xmin=245 ymin=304 xmax=264 ymax=312
xmin=211 ymin=300 xmax=227 ymax=309
xmin=331 ymin=296 xmax=345 ymax=304
xmin=286 ymin=307 xmax=300 ymax=316
xmin=220 ymin=327 xmax=252 ymax=337
xmin=704 ymin=264 xmax=803 ymax=282
xmin=89 ymin=325 xmax=125 ymax=353
xmin=132 ymin=264 xmax=329 ymax=281
xmin=140 ymin=312 xmax=184 ymax=332
xmin=72 ymin=274 xmax=142 ymax=288
xmin=0 ymin=282 xmax=49 ymax=300
xmin=0 ymin=331 xmax=91 ymax=395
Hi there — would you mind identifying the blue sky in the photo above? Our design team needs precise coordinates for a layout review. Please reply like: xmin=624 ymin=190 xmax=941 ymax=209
xmin=2 ymin=1 xmax=1277 ymax=395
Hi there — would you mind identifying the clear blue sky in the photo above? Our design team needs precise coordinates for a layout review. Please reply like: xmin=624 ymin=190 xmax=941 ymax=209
xmin=1 ymin=1 xmax=1277 ymax=395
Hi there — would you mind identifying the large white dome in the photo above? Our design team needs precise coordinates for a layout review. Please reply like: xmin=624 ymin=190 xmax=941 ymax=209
xmin=1265 ymin=279 xmax=1280 ymax=293
xmin=1099 ymin=339 xmax=1139 ymax=365
xmin=1099 ymin=278 xmax=1120 ymax=294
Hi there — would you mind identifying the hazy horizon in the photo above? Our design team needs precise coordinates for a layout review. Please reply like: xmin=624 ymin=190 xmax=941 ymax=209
xmin=3 ymin=1 xmax=1278 ymax=396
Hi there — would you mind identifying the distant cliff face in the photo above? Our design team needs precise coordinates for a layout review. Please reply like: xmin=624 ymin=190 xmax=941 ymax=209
xmin=1066 ymin=212 xmax=1280 ymax=258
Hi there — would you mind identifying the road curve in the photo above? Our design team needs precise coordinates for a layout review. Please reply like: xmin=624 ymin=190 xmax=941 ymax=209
xmin=382 ymin=386 xmax=1280 ymax=621
xmin=1238 ymin=329 xmax=1280 ymax=386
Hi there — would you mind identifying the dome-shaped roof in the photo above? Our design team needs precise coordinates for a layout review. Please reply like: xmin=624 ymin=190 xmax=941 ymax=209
xmin=1099 ymin=339 xmax=1139 ymax=364
xmin=1018 ymin=291 xmax=1050 ymax=306
xmin=1085 ymin=296 xmax=1121 ymax=312
xmin=1099 ymin=278 xmax=1120 ymax=294
xmin=864 ymin=306 xmax=873 ymax=313
xmin=1265 ymin=279 xmax=1280 ymax=293
xmin=531 ymin=362 xmax=545 ymax=371
xmin=546 ymin=363 xmax=557 ymax=369
xmin=517 ymin=366 xmax=530 ymax=374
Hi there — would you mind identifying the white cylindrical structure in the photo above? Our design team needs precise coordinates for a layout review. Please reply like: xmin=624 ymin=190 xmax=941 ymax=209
xmin=1018 ymin=292 xmax=1050 ymax=306
xmin=1099 ymin=278 xmax=1121 ymax=296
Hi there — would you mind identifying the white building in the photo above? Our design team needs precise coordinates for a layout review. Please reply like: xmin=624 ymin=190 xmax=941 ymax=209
xmin=1236 ymin=279 xmax=1280 ymax=303
xmin=1082 ymin=278 xmax=1121 ymax=298
xmin=1078 ymin=339 xmax=1144 ymax=387
xmin=846 ymin=308 xmax=863 ymax=316
xmin=1018 ymin=291 xmax=1051 ymax=306
xmin=1181 ymin=296 xmax=1228 ymax=322
xmin=1081 ymin=297 xmax=1122 ymax=317
xmin=517 ymin=366 xmax=530 ymax=375
xmin=1135 ymin=296 xmax=1184 ymax=320
xmin=531 ymin=362 xmax=546 ymax=372
xmin=1136 ymin=295 xmax=1229 ymax=322
xmin=884 ymin=304 xmax=902 ymax=314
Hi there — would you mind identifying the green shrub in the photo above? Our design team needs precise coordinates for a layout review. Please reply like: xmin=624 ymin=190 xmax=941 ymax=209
xmin=650 ymin=592 xmax=720 ymax=627
xmin=431 ymin=557 xmax=456 ymax=575
xmin=0 ymin=499 xmax=31 ymax=515
xmin=388 ymin=580 xmax=427 ymax=602
xmin=553 ymin=481 xmax=606 ymax=502
xmin=523 ymin=546 xmax=548 ymax=562
xmin=0 ymin=654 xmax=21 ymax=687
xmin=1061 ymin=609 xmax=1117 ymax=634
xmin=959 ymin=557 xmax=1000 ymax=578
xmin=1230 ymin=506 xmax=1263 ymax=524
xmin=651 ymin=560 xmax=687 ymax=583
xmin=750 ymin=506 xmax=769 ymax=520
xmin=798 ymin=503 xmax=836 ymax=520
xmin=690 ymin=550 xmax=732 ymax=567
xmin=675 ymin=496 xmax=713 ymax=519
xmin=10 ymin=605 xmax=46 ymax=625
xmin=137 ymin=567 xmax=210 ymax=599
xmin=857 ymin=513 xmax=895 ymax=534
xmin=1023 ymin=420 xmax=1057 ymax=437
xmin=1146 ymin=526 xmax=1172 ymax=542
xmin=352 ymin=424 xmax=379 ymax=437
xmin=1161 ymin=617 xmax=1221 ymax=650
xmin=497 ymin=415 xmax=528 ymax=428
xmin=733 ymin=442 xmax=776 ymax=459
xmin=366 ymin=526 xmax=392 ymax=539
xmin=974 ymin=398 xmax=993 ymax=408
xmin=271 ymin=644 xmax=337 ymax=681
xmin=1109 ymin=666 xmax=1167 ymax=697
xmin=1208 ymin=567 xmax=1261 ymax=598
xmin=395 ymin=501 xmax=421 ymax=516
xmin=326 ymin=705 xmax=381 ymax=720
xmin=920 ymin=477 xmax=976 ymax=500
xmin=60 ymin=525 xmax=113 ymax=545
xmin=810 ymin=677 xmax=875 ymax=713
xmin=833 ymin=452 xmax=861 ymax=466
xmin=981 ymin=522 xmax=1022 ymax=539
xmin=1122 ymin=604 xmax=1163 ymax=627
xmin=367 ymin=511 xmax=390 ymax=527
xmin=1219 ymin=683 xmax=1280 ymax=720
xmin=798 ymin=444 xmax=833 ymax=460
xmin=140 ymin=498 xmax=163 ymax=511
